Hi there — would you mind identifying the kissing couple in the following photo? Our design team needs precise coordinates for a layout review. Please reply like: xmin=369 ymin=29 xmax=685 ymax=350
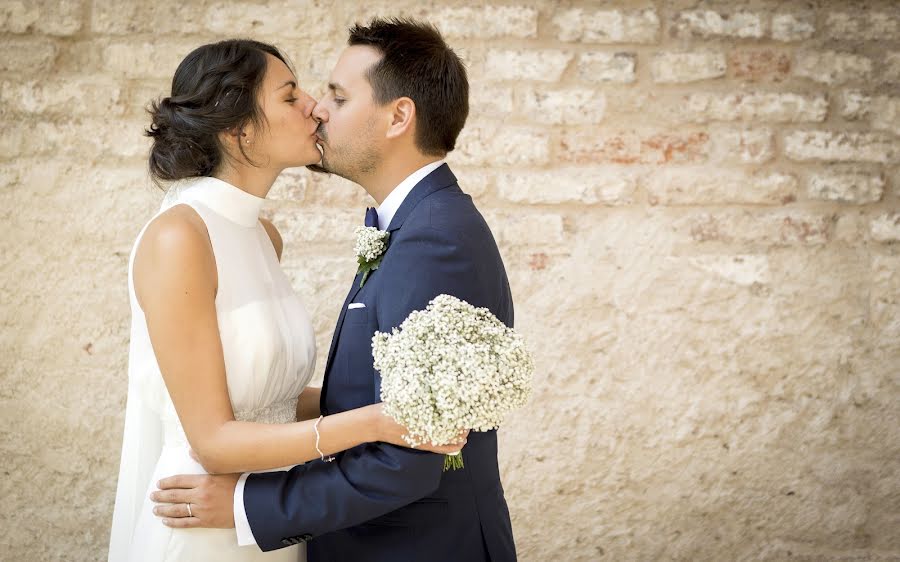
xmin=108 ymin=17 xmax=518 ymax=562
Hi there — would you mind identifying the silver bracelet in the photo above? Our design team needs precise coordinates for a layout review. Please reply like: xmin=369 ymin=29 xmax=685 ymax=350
xmin=314 ymin=415 xmax=335 ymax=462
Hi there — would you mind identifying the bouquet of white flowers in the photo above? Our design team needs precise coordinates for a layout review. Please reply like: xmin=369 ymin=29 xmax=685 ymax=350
xmin=372 ymin=294 xmax=534 ymax=471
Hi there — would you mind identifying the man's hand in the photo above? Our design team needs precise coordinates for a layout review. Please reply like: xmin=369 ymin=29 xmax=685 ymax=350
xmin=150 ymin=473 xmax=240 ymax=529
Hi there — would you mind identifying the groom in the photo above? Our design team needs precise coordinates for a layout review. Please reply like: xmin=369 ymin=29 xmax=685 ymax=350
xmin=152 ymin=18 xmax=517 ymax=561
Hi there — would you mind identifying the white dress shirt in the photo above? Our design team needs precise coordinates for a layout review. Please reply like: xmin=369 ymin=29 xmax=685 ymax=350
xmin=233 ymin=159 xmax=446 ymax=546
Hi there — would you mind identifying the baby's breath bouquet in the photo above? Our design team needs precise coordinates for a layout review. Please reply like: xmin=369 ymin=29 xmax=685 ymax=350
xmin=372 ymin=294 xmax=533 ymax=471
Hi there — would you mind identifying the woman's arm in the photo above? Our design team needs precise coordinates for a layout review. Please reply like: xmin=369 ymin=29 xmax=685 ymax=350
xmin=134 ymin=207 xmax=461 ymax=475
xmin=296 ymin=386 xmax=322 ymax=421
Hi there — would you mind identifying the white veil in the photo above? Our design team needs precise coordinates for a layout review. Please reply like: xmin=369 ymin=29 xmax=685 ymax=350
xmin=107 ymin=185 xmax=188 ymax=560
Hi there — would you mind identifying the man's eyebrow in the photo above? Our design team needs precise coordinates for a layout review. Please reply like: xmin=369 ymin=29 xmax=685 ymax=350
xmin=278 ymin=80 xmax=297 ymax=90
xmin=328 ymin=82 xmax=345 ymax=92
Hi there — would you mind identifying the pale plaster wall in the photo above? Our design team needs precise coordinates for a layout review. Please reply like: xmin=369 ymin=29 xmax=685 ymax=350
xmin=1 ymin=1 xmax=899 ymax=560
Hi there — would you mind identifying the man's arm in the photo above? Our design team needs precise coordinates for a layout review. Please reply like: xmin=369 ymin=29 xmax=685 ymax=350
xmin=243 ymin=222 xmax=487 ymax=551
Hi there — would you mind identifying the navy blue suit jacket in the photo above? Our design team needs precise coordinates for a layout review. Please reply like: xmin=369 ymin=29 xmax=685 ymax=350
xmin=243 ymin=164 xmax=517 ymax=561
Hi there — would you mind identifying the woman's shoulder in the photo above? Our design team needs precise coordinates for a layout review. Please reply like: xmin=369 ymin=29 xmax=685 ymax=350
xmin=140 ymin=204 xmax=211 ymax=255
xmin=133 ymin=204 xmax=216 ymax=289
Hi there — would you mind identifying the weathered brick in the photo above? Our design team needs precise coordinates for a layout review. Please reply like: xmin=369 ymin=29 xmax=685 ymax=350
xmin=445 ymin=168 xmax=491 ymax=199
xmin=484 ymin=49 xmax=573 ymax=82
xmin=870 ymin=213 xmax=900 ymax=242
xmin=871 ymin=96 xmax=900 ymax=136
xmin=771 ymin=12 xmax=815 ymax=41
xmin=795 ymin=51 xmax=873 ymax=85
xmin=709 ymin=128 xmax=775 ymax=164
xmin=684 ymin=93 xmax=827 ymax=123
xmin=687 ymin=254 xmax=772 ymax=286
xmin=267 ymin=168 xmax=310 ymax=203
xmin=784 ymin=131 xmax=899 ymax=163
xmin=842 ymin=92 xmax=900 ymax=135
xmin=204 ymin=2 xmax=334 ymax=39
xmin=728 ymin=49 xmax=791 ymax=82
xmin=469 ymin=86 xmax=514 ymax=115
xmin=840 ymin=90 xmax=871 ymax=120
xmin=682 ymin=211 xmax=834 ymax=245
xmin=577 ymin=52 xmax=636 ymax=83
xmin=286 ymin=170 xmax=369 ymax=207
xmin=497 ymin=168 xmax=636 ymax=205
xmin=0 ymin=38 xmax=57 ymax=72
xmin=825 ymin=12 xmax=900 ymax=41
xmin=104 ymin=41 xmax=197 ymax=79
xmin=645 ymin=168 xmax=797 ymax=206
xmin=553 ymin=8 xmax=659 ymax=43
xmin=519 ymin=88 xmax=605 ymax=125
xmin=808 ymin=171 xmax=884 ymax=204
xmin=671 ymin=10 xmax=765 ymax=39
xmin=91 ymin=0 xmax=207 ymax=34
xmin=886 ymin=52 xmax=900 ymax=82
xmin=0 ymin=0 xmax=82 ymax=36
xmin=559 ymin=130 xmax=709 ymax=165
xmin=126 ymin=80 xmax=170 ymax=117
xmin=0 ymin=78 xmax=125 ymax=116
xmin=430 ymin=6 xmax=537 ymax=38
xmin=1 ymin=118 xmax=149 ymax=159
xmin=483 ymin=211 xmax=565 ymax=245
xmin=276 ymin=208 xmax=357 ymax=244
xmin=870 ymin=255 xmax=900 ymax=340
xmin=651 ymin=52 xmax=726 ymax=84
xmin=453 ymin=125 xmax=550 ymax=166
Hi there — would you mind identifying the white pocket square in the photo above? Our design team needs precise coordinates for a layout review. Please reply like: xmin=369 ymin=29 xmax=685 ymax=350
xmin=348 ymin=303 xmax=366 ymax=310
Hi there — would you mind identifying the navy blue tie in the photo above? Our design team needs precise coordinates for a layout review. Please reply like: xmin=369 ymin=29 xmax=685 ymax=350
xmin=365 ymin=207 xmax=378 ymax=229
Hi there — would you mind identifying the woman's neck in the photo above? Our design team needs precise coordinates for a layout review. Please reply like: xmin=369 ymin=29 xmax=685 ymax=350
xmin=213 ymin=165 xmax=281 ymax=199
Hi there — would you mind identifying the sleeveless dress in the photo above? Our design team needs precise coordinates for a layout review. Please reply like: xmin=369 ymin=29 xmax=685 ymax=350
xmin=108 ymin=176 xmax=316 ymax=562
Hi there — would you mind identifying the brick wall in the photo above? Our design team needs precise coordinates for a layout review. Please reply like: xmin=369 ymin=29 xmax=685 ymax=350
xmin=1 ymin=1 xmax=899 ymax=560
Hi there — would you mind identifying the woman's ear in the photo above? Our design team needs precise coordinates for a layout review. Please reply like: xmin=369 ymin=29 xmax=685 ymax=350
xmin=385 ymin=97 xmax=415 ymax=140
xmin=219 ymin=127 xmax=252 ymax=151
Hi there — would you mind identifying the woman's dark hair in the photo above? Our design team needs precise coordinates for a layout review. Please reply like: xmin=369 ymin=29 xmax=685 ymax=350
xmin=348 ymin=17 xmax=469 ymax=156
xmin=146 ymin=39 xmax=289 ymax=183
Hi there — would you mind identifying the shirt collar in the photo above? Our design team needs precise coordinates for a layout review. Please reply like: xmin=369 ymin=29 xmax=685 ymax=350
xmin=375 ymin=160 xmax=445 ymax=230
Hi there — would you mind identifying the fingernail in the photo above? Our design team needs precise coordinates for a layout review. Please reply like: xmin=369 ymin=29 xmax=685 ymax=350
xmin=153 ymin=507 xmax=159 ymax=515
xmin=162 ymin=519 xmax=170 ymax=526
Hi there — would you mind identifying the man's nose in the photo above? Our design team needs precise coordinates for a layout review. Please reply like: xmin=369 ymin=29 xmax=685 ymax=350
xmin=312 ymin=101 xmax=328 ymax=123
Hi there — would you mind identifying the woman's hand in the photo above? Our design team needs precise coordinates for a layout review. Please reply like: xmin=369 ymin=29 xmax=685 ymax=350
xmin=372 ymin=403 xmax=469 ymax=454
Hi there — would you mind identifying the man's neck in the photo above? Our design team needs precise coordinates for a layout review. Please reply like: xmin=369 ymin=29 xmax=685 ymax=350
xmin=361 ymin=154 xmax=444 ymax=205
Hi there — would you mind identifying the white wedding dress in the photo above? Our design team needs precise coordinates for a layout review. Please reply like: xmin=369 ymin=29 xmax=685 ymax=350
xmin=108 ymin=176 xmax=316 ymax=562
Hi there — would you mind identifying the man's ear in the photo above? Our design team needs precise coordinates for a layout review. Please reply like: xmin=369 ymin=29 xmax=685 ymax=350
xmin=385 ymin=97 xmax=415 ymax=140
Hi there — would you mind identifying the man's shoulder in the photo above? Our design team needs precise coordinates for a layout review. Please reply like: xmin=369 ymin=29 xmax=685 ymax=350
xmin=405 ymin=184 xmax=483 ymax=230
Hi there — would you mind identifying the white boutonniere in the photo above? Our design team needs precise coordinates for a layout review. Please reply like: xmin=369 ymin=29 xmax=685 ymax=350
xmin=354 ymin=226 xmax=390 ymax=288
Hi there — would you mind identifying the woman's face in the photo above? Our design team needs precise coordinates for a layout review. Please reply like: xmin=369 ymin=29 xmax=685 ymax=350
xmin=246 ymin=54 xmax=321 ymax=169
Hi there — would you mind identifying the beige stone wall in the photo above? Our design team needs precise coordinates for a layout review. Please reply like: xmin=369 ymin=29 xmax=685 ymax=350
xmin=2 ymin=0 xmax=899 ymax=560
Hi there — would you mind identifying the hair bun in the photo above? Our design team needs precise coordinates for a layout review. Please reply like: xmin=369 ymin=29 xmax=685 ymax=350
xmin=146 ymin=96 xmax=216 ymax=181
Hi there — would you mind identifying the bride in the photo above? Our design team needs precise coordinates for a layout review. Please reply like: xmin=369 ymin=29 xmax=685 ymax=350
xmin=108 ymin=39 xmax=464 ymax=562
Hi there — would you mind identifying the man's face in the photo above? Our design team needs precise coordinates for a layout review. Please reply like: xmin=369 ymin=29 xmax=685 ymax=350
xmin=312 ymin=46 xmax=386 ymax=182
